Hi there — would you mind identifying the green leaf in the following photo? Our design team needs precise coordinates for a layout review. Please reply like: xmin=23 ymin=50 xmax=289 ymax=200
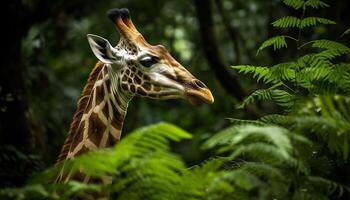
xmin=342 ymin=28 xmax=350 ymax=37
xmin=283 ymin=0 xmax=304 ymax=9
xmin=231 ymin=65 xmax=277 ymax=83
xmin=257 ymin=36 xmax=288 ymax=54
xmin=311 ymin=40 xmax=350 ymax=52
xmin=270 ymin=62 xmax=296 ymax=81
xmin=304 ymin=0 xmax=329 ymax=9
xmin=300 ymin=17 xmax=336 ymax=28
xmin=272 ymin=16 xmax=301 ymax=28
xmin=272 ymin=16 xmax=335 ymax=29
xmin=238 ymin=88 xmax=295 ymax=109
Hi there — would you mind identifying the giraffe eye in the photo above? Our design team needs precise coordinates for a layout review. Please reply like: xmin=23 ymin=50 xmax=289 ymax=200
xmin=139 ymin=56 xmax=158 ymax=68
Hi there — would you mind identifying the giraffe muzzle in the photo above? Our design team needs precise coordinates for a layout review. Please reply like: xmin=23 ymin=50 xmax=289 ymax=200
xmin=184 ymin=80 xmax=214 ymax=106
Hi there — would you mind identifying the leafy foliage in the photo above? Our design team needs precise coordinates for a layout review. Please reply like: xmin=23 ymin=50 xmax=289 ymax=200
xmin=202 ymin=124 xmax=349 ymax=199
xmin=4 ymin=121 xmax=348 ymax=200
xmin=230 ymin=0 xmax=350 ymax=199
xmin=257 ymin=36 xmax=287 ymax=53
xmin=283 ymin=0 xmax=329 ymax=10
xmin=342 ymin=28 xmax=350 ymax=36
xmin=272 ymin=16 xmax=335 ymax=29
xmin=237 ymin=87 xmax=295 ymax=109
xmin=0 ymin=122 xmax=311 ymax=200
xmin=1 ymin=123 xmax=192 ymax=199
xmin=1 ymin=0 xmax=350 ymax=200
xmin=283 ymin=0 xmax=304 ymax=10
xmin=233 ymin=0 xmax=350 ymax=155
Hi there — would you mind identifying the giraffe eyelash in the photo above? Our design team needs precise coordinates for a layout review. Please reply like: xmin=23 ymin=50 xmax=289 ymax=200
xmin=139 ymin=55 xmax=159 ymax=68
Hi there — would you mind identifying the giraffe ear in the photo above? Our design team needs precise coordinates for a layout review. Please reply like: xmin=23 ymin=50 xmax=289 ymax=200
xmin=87 ymin=34 xmax=118 ymax=64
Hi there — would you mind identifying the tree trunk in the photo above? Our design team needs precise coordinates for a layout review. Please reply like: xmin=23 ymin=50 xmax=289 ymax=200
xmin=193 ymin=0 xmax=264 ymax=118
xmin=0 ymin=1 xmax=33 ymax=153
xmin=193 ymin=0 xmax=246 ymax=101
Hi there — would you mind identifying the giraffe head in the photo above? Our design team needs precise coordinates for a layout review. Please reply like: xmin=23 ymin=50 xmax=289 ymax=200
xmin=87 ymin=8 xmax=214 ymax=105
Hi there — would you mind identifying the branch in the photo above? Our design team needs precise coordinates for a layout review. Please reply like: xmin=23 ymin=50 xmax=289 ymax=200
xmin=194 ymin=0 xmax=264 ymax=118
xmin=214 ymin=0 xmax=242 ymax=63
xmin=193 ymin=0 xmax=246 ymax=100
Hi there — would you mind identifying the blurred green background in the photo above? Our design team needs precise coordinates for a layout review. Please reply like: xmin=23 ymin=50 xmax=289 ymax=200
xmin=1 ymin=0 xmax=349 ymax=187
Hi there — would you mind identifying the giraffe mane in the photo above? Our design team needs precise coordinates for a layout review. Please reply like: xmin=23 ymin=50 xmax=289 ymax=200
xmin=56 ymin=61 xmax=105 ymax=164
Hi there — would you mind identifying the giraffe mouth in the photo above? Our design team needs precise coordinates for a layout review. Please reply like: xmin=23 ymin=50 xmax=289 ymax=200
xmin=185 ymin=88 xmax=214 ymax=106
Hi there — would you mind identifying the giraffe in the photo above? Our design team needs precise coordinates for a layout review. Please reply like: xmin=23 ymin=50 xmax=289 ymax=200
xmin=55 ymin=8 xmax=214 ymax=197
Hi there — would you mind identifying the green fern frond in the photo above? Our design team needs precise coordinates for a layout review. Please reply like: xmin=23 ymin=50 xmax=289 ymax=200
xmin=342 ymin=28 xmax=350 ymax=37
xmin=310 ymin=40 xmax=350 ymax=59
xmin=304 ymin=0 xmax=329 ymax=9
xmin=272 ymin=17 xmax=335 ymax=29
xmin=307 ymin=176 xmax=350 ymax=198
xmin=76 ymin=123 xmax=190 ymax=176
xmin=316 ymin=49 xmax=350 ymax=59
xmin=231 ymin=143 xmax=296 ymax=166
xmin=300 ymin=17 xmax=335 ymax=28
xmin=270 ymin=62 xmax=296 ymax=81
xmin=295 ymin=96 xmax=350 ymax=159
xmin=231 ymin=65 xmax=279 ymax=84
xmin=283 ymin=0 xmax=304 ymax=10
xmin=0 ymin=184 xmax=53 ymax=199
xmin=242 ymin=162 xmax=284 ymax=181
xmin=213 ymin=168 xmax=261 ymax=191
xmin=296 ymin=65 xmax=349 ymax=93
xmin=259 ymin=114 xmax=294 ymax=126
xmin=311 ymin=40 xmax=350 ymax=52
xmin=299 ymin=66 xmax=332 ymax=82
xmin=203 ymin=125 xmax=294 ymax=154
xmin=335 ymin=64 xmax=350 ymax=91
xmin=257 ymin=36 xmax=288 ymax=54
xmin=93 ymin=123 xmax=191 ymax=199
xmin=283 ymin=0 xmax=329 ymax=10
xmin=203 ymin=125 xmax=310 ymax=162
xmin=297 ymin=54 xmax=331 ymax=69
xmin=238 ymin=88 xmax=295 ymax=109
xmin=209 ymin=126 xmax=310 ymax=173
xmin=232 ymin=63 xmax=296 ymax=84
xmin=272 ymin=16 xmax=301 ymax=28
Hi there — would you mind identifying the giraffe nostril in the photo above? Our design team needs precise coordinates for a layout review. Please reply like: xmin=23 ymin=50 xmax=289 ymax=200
xmin=193 ymin=79 xmax=207 ymax=89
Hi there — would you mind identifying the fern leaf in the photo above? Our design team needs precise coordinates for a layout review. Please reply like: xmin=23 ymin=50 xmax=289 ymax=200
xmin=307 ymin=176 xmax=350 ymax=197
xmin=296 ymin=54 xmax=332 ymax=69
xmin=311 ymin=40 xmax=350 ymax=52
xmin=270 ymin=62 xmax=296 ymax=81
xmin=300 ymin=66 xmax=332 ymax=81
xmin=203 ymin=125 xmax=295 ymax=156
xmin=34 ymin=122 xmax=191 ymax=180
xmin=272 ymin=16 xmax=301 ymax=28
xmin=242 ymin=162 xmax=284 ymax=181
xmin=316 ymin=49 xmax=350 ymax=59
xmin=282 ymin=0 xmax=304 ymax=10
xmin=257 ymin=36 xmax=288 ymax=54
xmin=238 ymin=88 xmax=295 ymax=109
xmin=231 ymin=65 xmax=279 ymax=83
xmin=304 ymin=0 xmax=329 ymax=9
xmin=294 ymin=96 xmax=350 ymax=159
xmin=297 ymin=65 xmax=345 ymax=93
xmin=300 ymin=17 xmax=336 ymax=28
xmin=342 ymin=28 xmax=350 ymax=37
xmin=230 ymin=143 xmax=293 ymax=165
xmin=232 ymin=63 xmax=296 ymax=84
xmin=259 ymin=114 xmax=294 ymax=126
xmin=272 ymin=17 xmax=335 ymax=29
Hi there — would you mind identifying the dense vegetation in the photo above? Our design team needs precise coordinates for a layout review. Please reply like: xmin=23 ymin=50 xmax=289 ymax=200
xmin=1 ymin=0 xmax=350 ymax=199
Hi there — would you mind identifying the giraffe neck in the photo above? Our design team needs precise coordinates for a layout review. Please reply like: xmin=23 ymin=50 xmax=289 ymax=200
xmin=56 ymin=62 xmax=132 ymax=183
xmin=67 ymin=64 xmax=131 ymax=158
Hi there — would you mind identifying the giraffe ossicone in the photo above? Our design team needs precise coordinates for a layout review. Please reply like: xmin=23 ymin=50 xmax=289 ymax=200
xmin=56 ymin=8 xmax=214 ymax=186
